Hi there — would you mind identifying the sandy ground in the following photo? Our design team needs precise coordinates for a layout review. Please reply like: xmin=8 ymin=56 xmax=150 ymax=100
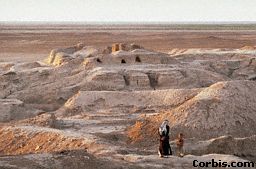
xmin=1 ymin=23 xmax=256 ymax=62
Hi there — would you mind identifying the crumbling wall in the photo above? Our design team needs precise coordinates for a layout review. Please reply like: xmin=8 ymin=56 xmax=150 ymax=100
xmin=127 ymin=73 xmax=151 ymax=90
xmin=46 ymin=43 xmax=85 ymax=66
xmin=111 ymin=43 xmax=143 ymax=53
xmin=112 ymin=43 xmax=119 ymax=52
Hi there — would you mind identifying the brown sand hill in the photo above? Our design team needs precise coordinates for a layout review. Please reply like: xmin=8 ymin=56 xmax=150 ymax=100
xmin=128 ymin=80 xmax=256 ymax=143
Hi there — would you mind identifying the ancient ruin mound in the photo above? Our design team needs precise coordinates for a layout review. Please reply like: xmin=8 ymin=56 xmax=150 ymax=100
xmin=0 ymin=126 xmax=88 ymax=155
xmin=128 ymin=80 xmax=256 ymax=143
xmin=1 ymin=43 xmax=256 ymax=168
xmin=64 ymin=89 xmax=201 ymax=113
xmin=240 ymin=45 xmax=256 ymax=50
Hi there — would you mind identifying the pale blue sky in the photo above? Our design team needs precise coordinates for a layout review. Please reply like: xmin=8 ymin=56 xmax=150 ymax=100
xmin=0 ymin=0 xmax=256 ymax=22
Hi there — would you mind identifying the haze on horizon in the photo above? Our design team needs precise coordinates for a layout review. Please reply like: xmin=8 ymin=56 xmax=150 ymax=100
xmin=0 ymin=0 xmax=256 ymax=23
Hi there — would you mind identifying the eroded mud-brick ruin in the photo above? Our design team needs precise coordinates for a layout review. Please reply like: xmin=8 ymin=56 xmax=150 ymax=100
xmin=0 ymin=43 xmax=256 ymax=168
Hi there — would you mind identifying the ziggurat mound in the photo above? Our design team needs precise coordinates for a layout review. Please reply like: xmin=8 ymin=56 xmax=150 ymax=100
xmin=0 ymin=43 xmax=256 ymax=168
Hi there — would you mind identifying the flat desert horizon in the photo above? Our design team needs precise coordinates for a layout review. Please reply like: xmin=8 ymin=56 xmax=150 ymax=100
xmin=1 ymin=22 xmax=256 ymax=62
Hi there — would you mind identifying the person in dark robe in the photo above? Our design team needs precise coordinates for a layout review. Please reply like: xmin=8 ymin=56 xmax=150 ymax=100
xmin=158 ymin=120 xmax=172 ymax=157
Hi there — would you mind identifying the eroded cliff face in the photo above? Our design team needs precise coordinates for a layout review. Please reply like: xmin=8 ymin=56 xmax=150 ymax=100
xmin=0 ymin=43 xmax=256 ymax=169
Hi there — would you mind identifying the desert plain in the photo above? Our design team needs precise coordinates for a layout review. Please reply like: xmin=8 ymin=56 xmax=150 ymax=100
xmin=0 ymin=23 xmax=256 ymax=169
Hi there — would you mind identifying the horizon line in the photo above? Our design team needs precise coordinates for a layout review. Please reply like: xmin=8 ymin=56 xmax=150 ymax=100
xmin=1 ymin=21 xmax=256 ymax=25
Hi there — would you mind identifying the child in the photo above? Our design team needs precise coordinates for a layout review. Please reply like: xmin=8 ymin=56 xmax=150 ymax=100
xmin=176 ymin=133 xmax=184 ymax=157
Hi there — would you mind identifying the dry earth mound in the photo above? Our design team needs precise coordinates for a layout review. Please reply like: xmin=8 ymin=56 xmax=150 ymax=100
xmin=0 ymin=126 xmax=89 ymax=155
xmin=128 ymin=80 xmax=256 ymax=142
xmin=1 ymin=43 xmax=256 ymax=168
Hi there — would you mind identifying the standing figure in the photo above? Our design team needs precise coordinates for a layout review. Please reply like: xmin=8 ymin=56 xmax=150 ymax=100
xmin=176 ymin=133 xmax=184 ymax=157
xmin=158 ymin=120 xmax=172 ymax=157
